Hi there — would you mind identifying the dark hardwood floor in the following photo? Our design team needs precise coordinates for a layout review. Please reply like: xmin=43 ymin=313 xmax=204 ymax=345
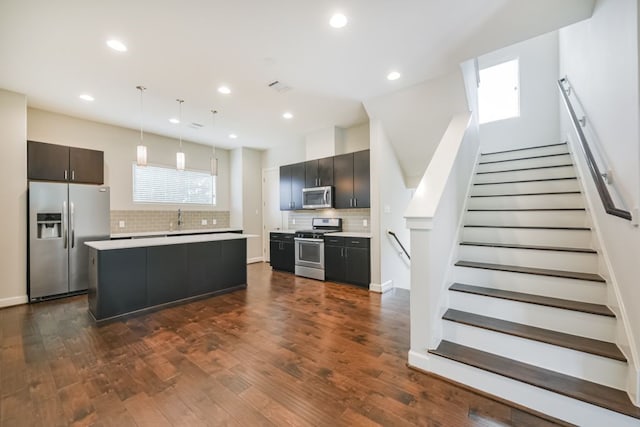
xmin=1 ymin=262 xmax=564 ymax=426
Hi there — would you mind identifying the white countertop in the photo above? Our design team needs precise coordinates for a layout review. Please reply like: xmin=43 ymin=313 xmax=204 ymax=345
xmin=325 ymin=232 xmax=372 ymax=238
xmin=111 ymin=227 xmax=242 ymax=239
xmin=268 ymin=229 xmax=296 ymax=234
xmin=87 ymin=233 xmax=257 ymax=251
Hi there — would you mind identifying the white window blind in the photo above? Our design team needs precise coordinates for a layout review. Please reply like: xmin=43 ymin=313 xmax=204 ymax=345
xmin=478 ymin=59 xmax=520 ymax=124
xmin=133 ymin=163 xmax=216 ymax=205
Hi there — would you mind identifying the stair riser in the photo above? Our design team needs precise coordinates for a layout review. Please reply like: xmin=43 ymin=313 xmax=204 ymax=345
xmin=481 ymin=145 xmax=569 ymax=163
xmin=462 ymin=227 xmax=593 ymax=247
xmin=458 ymin=245 xmax=598 ymax=274
xmin=452 ymin=267 xmax=607 ymax=304
xmin=471 ymin=179 xmax=580 ymax=196
xmin=442 ymin=322 xmax=627 ymax=389
xmin=448 ymin=292 xmax=616 ymax=341
xmin=467 ymin=193 xmax=584 ymax=209
xmin=477 ymin=154 xmax=573 ymax=173
xmin=465 ymin=210 xmax=589 ymax=228
xmin=419 ymin=354 xmax=640 ymax=427
xmin=475 ymin=166 xmax=577 ymax=183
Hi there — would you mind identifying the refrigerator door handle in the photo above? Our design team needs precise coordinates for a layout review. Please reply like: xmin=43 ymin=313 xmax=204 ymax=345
xmin=62 ymin=201 xmax=68 ymax=249
xmin=70 ymin=202 xmax=75 ymax=248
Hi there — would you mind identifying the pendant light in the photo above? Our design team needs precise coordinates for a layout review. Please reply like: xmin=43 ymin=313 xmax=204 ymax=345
xmin=136 ymin=85 xmax=148 ymax=166
xmin=176 ymin=99 xmax=185 ymax=171
xmin=210 ymin=109 xmax=218 ymax=176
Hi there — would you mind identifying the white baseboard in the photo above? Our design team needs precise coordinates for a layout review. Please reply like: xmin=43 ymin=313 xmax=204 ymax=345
xmin=0 ymin=295 xmax=28 ymax=308
xmin=370 ymin=280 xmax=393 ymax=293
xmin=247 ymin=257 xmax=264 ymax=264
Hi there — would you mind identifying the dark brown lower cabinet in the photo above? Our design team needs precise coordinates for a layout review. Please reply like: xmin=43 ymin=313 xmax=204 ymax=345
xmin=270 ymin=233 xmax=295 ymax=272
xmin=324 ymin=236 xmax=370 ymax=287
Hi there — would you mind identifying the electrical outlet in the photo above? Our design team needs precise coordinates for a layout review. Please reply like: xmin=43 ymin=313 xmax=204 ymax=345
xmin=201 ymin=219 xmax=207 ymax=225
xmin=292 ymin=219 xmax=296 ymax=225
xmin=118 ymin=220 xmax=125 ymax=228
xmin=363 ymin=219 xmax=368 ymax=227
xmin=212 ymin=219 xmax=217 ymax=225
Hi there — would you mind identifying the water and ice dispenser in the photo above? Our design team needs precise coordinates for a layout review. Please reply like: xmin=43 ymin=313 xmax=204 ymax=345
xmin=36 ymin=212 xmax=62 ymax=239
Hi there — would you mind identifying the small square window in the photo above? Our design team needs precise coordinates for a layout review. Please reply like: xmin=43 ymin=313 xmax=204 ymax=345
xmin=478 ymin=59 xmax=520 ymax=124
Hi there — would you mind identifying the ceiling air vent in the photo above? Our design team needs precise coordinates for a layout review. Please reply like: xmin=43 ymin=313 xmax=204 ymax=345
xmin=268 ymin=80 xmax=292 ymax=93
xmin=189 ymin=122 xmax=204 ymax=129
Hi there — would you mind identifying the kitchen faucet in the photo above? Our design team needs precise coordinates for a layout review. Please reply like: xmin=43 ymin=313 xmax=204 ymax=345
xmin=177 ymin=208 xmax=183 ymax=228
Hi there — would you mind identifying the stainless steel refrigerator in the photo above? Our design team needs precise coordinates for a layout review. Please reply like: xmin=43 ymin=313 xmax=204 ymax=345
xmin=28 ymin=182 xmax=110 ymax=301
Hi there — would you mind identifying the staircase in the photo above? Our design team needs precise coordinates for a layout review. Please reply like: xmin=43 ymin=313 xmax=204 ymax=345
xmin=427 ymin=142 xmax=640 ymax=424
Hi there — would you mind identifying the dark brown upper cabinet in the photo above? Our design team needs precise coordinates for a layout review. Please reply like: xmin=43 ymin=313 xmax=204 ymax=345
xmin=334 ymin=149 xmax=370 ymax=209
xmin=305 ymin=157 xmax=334 ymax=188
xmin=280 ymin=162 xmax=305 ymax=210
xmin=28 ymin=140 xmax=104 ymax=184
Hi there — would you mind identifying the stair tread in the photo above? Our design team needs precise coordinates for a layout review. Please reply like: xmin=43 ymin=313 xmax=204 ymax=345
xmin=429 ymin=341 xmax=640 ymax=420
xmin=468 ymin=208 xmax=586 ymax=212
xmin=454 ymin=260 xmax=605 ymax=282
xmin=474 ymin=177 xmax=577 ymax=185
xmin=479 ymin=152 xmax=570 ymax=165
xmin=443 ymin=309 xmax=625 ymax=361
xmin=449 ymin=283 xmax=614 ymax=317
xmin=481 ymin=142 xmax=568 ymax=156
xmin=464 ymin=225 xmax=590 ymax=230
xmin=470 ymin=191 xmax=581 ymax=198
xmin=459 ymin=241 xmax=596 ymax=254
xmin=476 ymin=164 xmax=574 ymax=175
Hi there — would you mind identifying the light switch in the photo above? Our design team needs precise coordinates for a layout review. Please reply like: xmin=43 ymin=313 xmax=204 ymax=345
xmin=201 ymin=219 xmax=207 ymax=225
xmin=292 ymin=219 xmax=296 ymax=225
xmin=212 ymin=219 xmax=217 ymax=225
xmin=118 ymin=220 xmax=125 ymax=228
xmin=363 ymin=219 xmax=368 ymax=227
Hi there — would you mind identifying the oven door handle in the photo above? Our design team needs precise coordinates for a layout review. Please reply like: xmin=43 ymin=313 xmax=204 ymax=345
xmin=294 ymin=237 xmax=324 ymax=243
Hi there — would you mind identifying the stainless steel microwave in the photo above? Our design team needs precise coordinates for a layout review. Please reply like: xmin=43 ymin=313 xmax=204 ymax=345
xmin=302 ymin=186 xmax=333 ymax=209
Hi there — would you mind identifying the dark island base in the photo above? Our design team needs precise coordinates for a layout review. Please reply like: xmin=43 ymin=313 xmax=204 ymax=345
xmin=88 ymin=238 xmax=247 ymax=323
xmin=89 ymin=284 xmax=246 ymax=325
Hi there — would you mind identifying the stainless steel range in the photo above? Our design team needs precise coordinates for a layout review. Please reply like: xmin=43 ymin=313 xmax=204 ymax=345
xmin=294 ymin=218 xmax=342 ymax=280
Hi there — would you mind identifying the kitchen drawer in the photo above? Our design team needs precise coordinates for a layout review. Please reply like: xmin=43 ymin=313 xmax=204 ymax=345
xmin=345 ymin=237 xmax=370 ymax=248
xmin=270 ymin=232 xmax=294 ymax=241
xmin=324 ymin=236 xmax=345 ymax=246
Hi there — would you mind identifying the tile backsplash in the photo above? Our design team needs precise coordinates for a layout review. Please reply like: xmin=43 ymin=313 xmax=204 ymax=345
xmin=111 ymin=210 xmax=230 ymax=234
xmin=287 ymin=208 xmax=370 ymax=233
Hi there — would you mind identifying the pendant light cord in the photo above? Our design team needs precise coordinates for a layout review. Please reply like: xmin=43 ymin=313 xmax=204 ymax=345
xmin=137 ymin=85 xmax=146 ymax=142
xmin=211 ymin=109 xmax=218 ymax=157
xmin=177 ymin=99 xmax=184 ymax=149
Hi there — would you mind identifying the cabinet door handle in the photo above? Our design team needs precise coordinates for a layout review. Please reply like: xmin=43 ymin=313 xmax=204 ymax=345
xmin=71 ymin=170 xmax=75 ymax=181
xmin=341 ymin=247 xmax=344 ymax=257
xmin=344 ymin=248 xmax=348 ymax=258
xmin=354 ymin=198 xmax=357 ymax=207
xmin=64 ymin=170 xmax=68 ymax=180
xmin=349 ymin=198 xmax=353 ymax=207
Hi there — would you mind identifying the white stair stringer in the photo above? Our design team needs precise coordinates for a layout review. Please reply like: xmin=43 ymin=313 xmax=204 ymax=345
xmin=409 ymin=350 xmax=640 ymax=427
xmin=441 ymin=321 xmax=626 ymax=389
xmin=452 ymin=264 xmax=607 ymax=304
xmin=448 ymin=291 xmax=616 ymax=342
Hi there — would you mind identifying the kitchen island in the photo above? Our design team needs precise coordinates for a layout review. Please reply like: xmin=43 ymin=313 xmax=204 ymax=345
xmin=85 ymin=233 xmax=252 ymax=323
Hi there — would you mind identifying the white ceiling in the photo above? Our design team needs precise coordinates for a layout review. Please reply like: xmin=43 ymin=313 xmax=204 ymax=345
xmin=0 ymin=0 xmax=594 ymax=151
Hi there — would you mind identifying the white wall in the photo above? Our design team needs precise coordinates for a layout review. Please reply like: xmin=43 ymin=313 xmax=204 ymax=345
xmin=363 ymin=71 xmax=468 ymax=188
xmin=478 ymin=31 xmax=560 ymax=152
xmin=370 ymin=120 xmax=412 ymax=290
xmin=241 ymin=148 xmax=263 ymax=261
xmin=305 ymin=127 xmax=341 ymax=160
xmin=559 ymin=0 xmax=640 ymax=393
xmin=27 ymin=108 xmax=231 ymax=211
xmin=0 ymin=89 xmax=27 ymax=307
xmin=342 ymin=122 xmax=370 ymax=154
xmin=261 ymin=140 xmax=306 ymax=170
xmin=230 ymin=148 xmax=243 ymax=229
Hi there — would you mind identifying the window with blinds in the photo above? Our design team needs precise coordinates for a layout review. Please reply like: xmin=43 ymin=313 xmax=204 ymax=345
xmin=132 ymin=163 xmax=216 ymax=205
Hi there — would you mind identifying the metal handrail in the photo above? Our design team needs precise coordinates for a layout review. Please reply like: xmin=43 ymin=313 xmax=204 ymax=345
xmin=387 ymin=230 xmax=410 ymax=260
xmin=557 ymin=78 xmax=632 ymax=221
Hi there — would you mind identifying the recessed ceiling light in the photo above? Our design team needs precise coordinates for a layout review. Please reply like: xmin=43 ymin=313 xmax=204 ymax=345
xmin=229 ymin=133 xmax=238 ymax=139
xmin=218 ymin=86 xmax=231 ymax=95
xmin=169 ymin=118 xmax=180 ymax=124
xmin=79 ymin=94 xmax=94 ymax=102
xmin=282 ymin=112 xmax=293 ymax=120
xmin=106 ymin=39 xmax=127 ymax=52
xmin=387 ymin=71 xmax=401 ymax=81
xmin=329 ymin=13 xmax=348 ymax=29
